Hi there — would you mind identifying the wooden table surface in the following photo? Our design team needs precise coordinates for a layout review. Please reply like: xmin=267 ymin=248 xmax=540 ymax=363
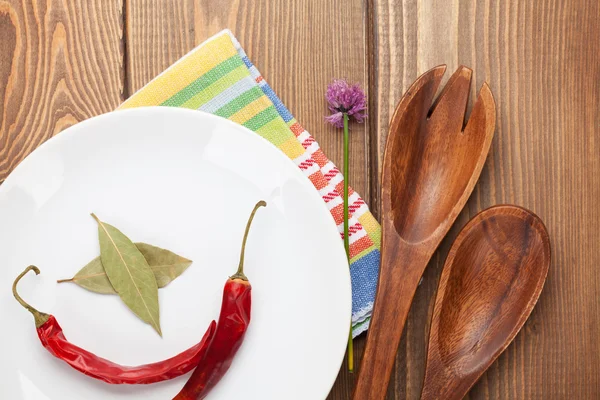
xmin=1 ymin=1 xmax=598 ymax=399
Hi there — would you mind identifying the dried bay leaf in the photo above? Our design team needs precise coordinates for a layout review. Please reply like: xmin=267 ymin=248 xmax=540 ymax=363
xmin=92 ymin=214 xmax=162 ymax=336
xmin=60 ymin=256 xmax=116 ymax=294
xmin=136 ymin=243 xmax=193 ymax=288
xmin=58 ymin=243 xmax=193 ymax=295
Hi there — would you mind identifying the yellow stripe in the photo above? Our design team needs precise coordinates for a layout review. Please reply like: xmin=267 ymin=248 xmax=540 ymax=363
xmin=359 ymin=213 xmax=381 ymax=249
xmin=119 ymin=34 xmax=238 ymax=109
xmin=279 ymin=137 xmax=306 ymax=160
xmin=228 ymin=96 xmax=272 ymax=125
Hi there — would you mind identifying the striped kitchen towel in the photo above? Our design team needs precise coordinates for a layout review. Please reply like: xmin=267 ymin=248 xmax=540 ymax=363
xmin=119 ymin=29 xmax=381 ymax=337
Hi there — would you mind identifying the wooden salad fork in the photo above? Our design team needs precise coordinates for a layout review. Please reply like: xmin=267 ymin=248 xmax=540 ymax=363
xmin=353 ymin=65 xmax=496 ymax=400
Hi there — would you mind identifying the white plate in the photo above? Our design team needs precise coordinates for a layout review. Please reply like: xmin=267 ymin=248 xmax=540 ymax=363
xmin=0 ymin=107 xmax=350 ymax=400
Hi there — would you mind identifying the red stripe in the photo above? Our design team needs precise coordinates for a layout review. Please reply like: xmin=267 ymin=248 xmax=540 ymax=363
xmin=335 ymin=181 xmax=356 ymax=197
xmin=290 ymin=122 xmax=304 ymax=137
xmin=330 ymin=204 xmax=344 ymax=225
xmin=302 ymin=136 xmax=316 ymax=149
xmin=298 ymin=158 xmax=315 ymax=170
xmin=349 ymin=223 xmax=362 ymax=233
xmin=255 ymin=76 xmax=264 ymax=83
xmin=349 ymin=235 xmax=374 ymax=258
xmin=322 ymin=191 xmax=338 ymax=203
xmin=308 ymin=172 xmax=328 ymax=190
xmin=348 ymin=199 xmax=365 ymax=213
xmin=323 ymin=167 xmax=340 ymax=181
xmin=311 ymin=149 xmax=329 ymax=168
xmin=340 ymin=222 xmax=364 ymax=238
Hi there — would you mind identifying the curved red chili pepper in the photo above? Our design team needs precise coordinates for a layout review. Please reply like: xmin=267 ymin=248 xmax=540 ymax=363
xmin=13 ymin=266 xmax=217 ymax=385
xmin=174 ymin=200 xmax=266 ymax=400
xmin=174 ymin=278 xmax=251 ymax=399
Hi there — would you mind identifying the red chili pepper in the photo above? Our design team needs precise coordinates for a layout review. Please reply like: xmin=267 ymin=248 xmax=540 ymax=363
xmin=174 ymin=200 xmax=266 ymax=400
xmin=13 ymin=265 xmax=217 ymax=384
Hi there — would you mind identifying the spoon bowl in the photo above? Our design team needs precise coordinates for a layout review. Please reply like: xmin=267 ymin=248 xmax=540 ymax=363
xmin=421 ymin=205 xmax=551 ymax=400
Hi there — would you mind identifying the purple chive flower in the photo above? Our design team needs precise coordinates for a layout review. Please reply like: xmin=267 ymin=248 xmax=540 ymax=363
xmin=325 ymin=79 xmax=368 ymax=128
xmin=324 ymin=78 xmax=368 ymax=372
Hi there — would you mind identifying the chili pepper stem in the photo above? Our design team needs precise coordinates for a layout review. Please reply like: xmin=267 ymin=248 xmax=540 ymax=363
xmin=13 ymin=265 xmax=50 ymax=328
xmin=231 ymin=200 xmax=267 ymax=281
xmin=342 ymin=113 xmax=354 ymax=373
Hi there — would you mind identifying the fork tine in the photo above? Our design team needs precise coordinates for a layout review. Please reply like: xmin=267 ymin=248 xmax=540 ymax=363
xmin=387 ymin=65 xmax=446 ymax=140
xmin=464 ymin=82 xmax=496 ymax=137
xmin=428 ymin=66 xmax=472 ymax=133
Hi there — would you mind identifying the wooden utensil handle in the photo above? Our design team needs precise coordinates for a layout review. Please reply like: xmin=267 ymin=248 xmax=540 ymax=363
xmin=353 ymin=239 xmax=431 ymax=400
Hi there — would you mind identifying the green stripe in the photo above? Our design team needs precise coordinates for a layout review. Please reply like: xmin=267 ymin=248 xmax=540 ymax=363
xmin=255 ymin=118 xmax=295 ymax=146
xmin=161 ymin=55 xmax=244 ymax=107
xmin=366 ymin=229 xmax=381 ymax=250
xmin=180 ymin=65 xmax=249 ymax=109
xmin=352 ymin=317 xmax=370 ymax=331
xmin=242 ymin=105 xmax=281 ymax=132
xmin=214 ymin=87 xmax=265 ymax=118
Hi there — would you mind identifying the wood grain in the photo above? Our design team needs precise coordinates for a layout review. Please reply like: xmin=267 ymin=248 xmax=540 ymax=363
xmin=124 ymin=0 xmax=196 ymax=94
xmin=0 ymin=0 xmax=124 ymax=183
xmin=368 ymin=0 xmax=600 ymax=399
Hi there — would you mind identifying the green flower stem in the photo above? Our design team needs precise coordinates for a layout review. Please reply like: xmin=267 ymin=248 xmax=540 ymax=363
xmin=343 ymin=113 xmax=353 ymax=373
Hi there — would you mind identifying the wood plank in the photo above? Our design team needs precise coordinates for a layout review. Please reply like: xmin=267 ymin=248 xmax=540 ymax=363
xmin=124 ymin=0 xmax=196 ymax=94
xmin=0 ymin=0 xmax=124 ymax=183
xmin=125 ymin=1 xmax=369 ymax=398
xmin=368 ymin=0 xmax=600 ymax=398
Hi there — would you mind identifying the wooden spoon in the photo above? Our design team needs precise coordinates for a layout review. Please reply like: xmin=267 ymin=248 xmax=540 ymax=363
xmin=420 ymin=205 xmax=550 ymax=400
xmin=353 ymin=65 xmax=496 ymax=400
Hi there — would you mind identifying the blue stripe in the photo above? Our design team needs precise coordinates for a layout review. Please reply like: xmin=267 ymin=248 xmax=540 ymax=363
xmin=241 ymin=55 xmax=254 ymax=69
xmin=349 ymin=249 xmax=380 ymax=316
xmin=259 ymin=82 xmax=294 ymax=122
xmin=240 ymin=50 xmax=293 ymax=122
xmin=198 ymin=76 xmax=257 ymax=114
